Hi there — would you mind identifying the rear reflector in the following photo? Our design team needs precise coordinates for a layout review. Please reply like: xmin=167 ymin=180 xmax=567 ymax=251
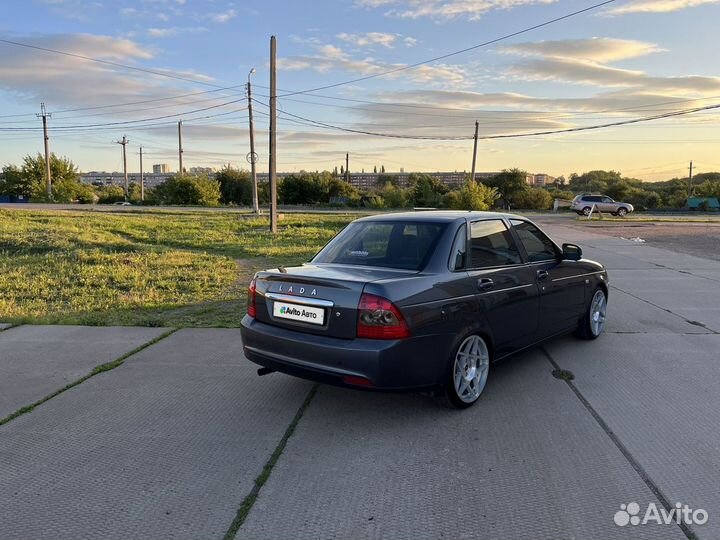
xmin=357 ymin=293 xmax=410 ymax=339
xmin=247 ymin=277 xmax=257 ymax=318
xmin=342 ymin=375 xmax=374 ymax=387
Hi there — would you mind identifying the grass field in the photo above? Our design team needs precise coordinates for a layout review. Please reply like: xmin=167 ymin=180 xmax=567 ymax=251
xmin=0 ymin=209 xmax=357 ymax=327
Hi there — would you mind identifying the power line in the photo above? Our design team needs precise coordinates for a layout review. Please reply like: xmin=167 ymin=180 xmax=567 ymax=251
xmin=258 ymin=99 xmax=720 ymax=141
xmin=0 ymin=38 xmax=232 ymax=89
xmin=0 ymin=85 xmax=247 ymax=121
xmin=0 ymin=99 xmax=247 ymax=131
xmin=278 ymin=0 xmax=617 ymax=96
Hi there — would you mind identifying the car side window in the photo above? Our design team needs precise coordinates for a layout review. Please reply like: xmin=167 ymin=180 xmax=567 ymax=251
xmin=602 ymin=196 xmax=612 ymax=203
xmin=510 ymin=219 xmax=560 ymax=262
xmin=448 ymin=224 xmax=467 ymax=271
xmin=469 ymin=220 xmax=521 ymax=268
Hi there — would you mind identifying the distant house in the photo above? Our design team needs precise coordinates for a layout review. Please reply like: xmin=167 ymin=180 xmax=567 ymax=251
xmin=686 ymin=197 xmax=720 ymax=210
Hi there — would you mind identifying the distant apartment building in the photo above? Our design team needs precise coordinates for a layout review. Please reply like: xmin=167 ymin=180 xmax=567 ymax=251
xmin=526 ymin=173 xmax=555 ymax=187
xmin=152 ymin=163 xmax=171 ymax=174
xmin=188 ymin=166 xmax=215 ymax=175
xmin=81 ymin=171 xmax=174 ymax=188
xmin=346 ymin=171 xmax=498 ymax=191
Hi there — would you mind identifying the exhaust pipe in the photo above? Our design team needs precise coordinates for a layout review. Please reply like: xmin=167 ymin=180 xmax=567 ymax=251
xmin=257 ymin=367 xmax=276 ymax=377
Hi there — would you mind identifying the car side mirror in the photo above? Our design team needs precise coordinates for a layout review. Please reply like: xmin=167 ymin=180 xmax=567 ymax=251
xmin=562 ymin=243 xmax=582 ymax=261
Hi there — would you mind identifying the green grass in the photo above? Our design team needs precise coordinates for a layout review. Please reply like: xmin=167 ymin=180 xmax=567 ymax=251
xmin=0 ymin=209 xmax=358 ymax=327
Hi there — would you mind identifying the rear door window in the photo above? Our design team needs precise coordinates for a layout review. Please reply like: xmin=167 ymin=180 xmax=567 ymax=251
xmin=510 ymin=219 xmax=560 ymax=262
xmin=469 ymin=220 xmax=521 ymax=268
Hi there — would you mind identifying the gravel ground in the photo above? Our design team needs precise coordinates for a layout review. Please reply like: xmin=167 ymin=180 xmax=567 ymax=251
xmin=564 ymin=220 xmax=720 ymax=261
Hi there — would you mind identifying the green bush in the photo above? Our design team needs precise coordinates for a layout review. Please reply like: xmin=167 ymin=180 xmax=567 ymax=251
xmin=444 ymin=181 xmax=498 ymax=210
xmin=513 ymin=187 xmax=554 ymax=210
xmin=153 ymin=175 xmax=221 ymax=206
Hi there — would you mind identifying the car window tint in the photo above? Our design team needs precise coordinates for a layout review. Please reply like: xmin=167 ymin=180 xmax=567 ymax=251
xmin=312 ymin=221 xmax=447 ymax=271
xmin=510 ymin=219 xmax=559 ymax=262
xmin=469 ymin=220 xmax=521 ymax=268
xmin=448 ymin=224 xmax=467 ymax=271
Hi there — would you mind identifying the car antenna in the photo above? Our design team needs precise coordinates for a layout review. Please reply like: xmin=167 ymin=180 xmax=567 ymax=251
xmin=278 ymin=265 xmax=287 ymax=273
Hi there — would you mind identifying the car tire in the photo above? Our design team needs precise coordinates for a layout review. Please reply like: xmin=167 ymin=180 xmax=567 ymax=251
xmin=436 ymin=334 xmax=491 ymax=409
xmin=582 ymin=206 xmax=592 ymax=216
xmin=575 ymin=287 xmax=607 ymax=340
xmin=617 ymin=208 xmax=628 ymax=217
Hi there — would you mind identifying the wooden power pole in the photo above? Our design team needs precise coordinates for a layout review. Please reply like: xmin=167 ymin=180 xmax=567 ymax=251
xmin=345 ymin=153 xmax=349 ymax=183
xmin=116 ymin=135 xmax=129 ymax=199
xmin=139 ymin=146 xmax=145 ymax=201
xmin=269 ymin=35 xmax=278 ymax=233
xmin=247 ymin=68 xmax=259 ymax=214
xmin=688 ymin=160 xmax=694 ymax=197
xmin=37 ymin=103 xmax=52 ymax=198
xmin=178 ymin=120 xmax=184 ymax=175
xmin=470 ymin=120 xmax=479 ymax=183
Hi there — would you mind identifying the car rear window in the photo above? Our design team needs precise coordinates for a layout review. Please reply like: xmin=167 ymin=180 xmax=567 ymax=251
xmin=312 ymin=220 xmax=447 ymax=270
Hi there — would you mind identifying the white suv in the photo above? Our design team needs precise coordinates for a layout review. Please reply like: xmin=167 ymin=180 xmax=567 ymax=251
xmin=571 ymin=195 xmax=634 ymax=217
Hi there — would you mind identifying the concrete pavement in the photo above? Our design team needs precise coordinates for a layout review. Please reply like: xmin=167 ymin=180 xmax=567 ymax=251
xmin=0 ymin=222 xmax=718 ymax=539
xmin=0 ymin=325 xmax=167 ymax=420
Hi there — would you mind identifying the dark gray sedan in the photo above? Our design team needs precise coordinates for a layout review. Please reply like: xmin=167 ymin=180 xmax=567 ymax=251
xmin=240 ymin=211 xmax=608 ymax=408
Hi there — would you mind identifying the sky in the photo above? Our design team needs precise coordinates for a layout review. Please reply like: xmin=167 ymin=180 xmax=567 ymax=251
xmin=1 ymin=0 xmax=720 ymax=181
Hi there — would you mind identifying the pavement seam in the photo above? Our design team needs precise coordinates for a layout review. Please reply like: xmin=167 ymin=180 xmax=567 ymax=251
xmin=223 ymin=383 xmax=320 ymax=540
xmin=0 ymin=323 xmax=20 ymax=333
xmin=540 ymin=346 xmax=697 ymax=540
xmin=0 ymin=328 xmax=177 ymax=427
xmin=610 ymin=284 xmax=719 ymax=335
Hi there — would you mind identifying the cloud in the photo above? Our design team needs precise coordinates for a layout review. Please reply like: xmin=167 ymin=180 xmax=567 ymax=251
xmin=147 ymin=26 xmax=208 ymax=37
xmin=500 ymin=38 xmax=663 ymax=62
xmin=336 ymin=32 xmax=398 ymax=48
xmin=207 ymin=9 xmax=236 ymax=23
xmin=120 ymin=7 xmax=137 ymax=15
xmin=0 ymin=34 xmax=218 ymax=110
xmin=501 ymin=38 xmax=720 ymax=95
xmin=403 ymin=36 xmax=417 ymax=47
xmin=279 ymin=43 xmax=467 ymax=85
xmin=605 ymin=0 xmax=720 ymax=15
xmin=354 ymin=0 xmax=558 ymax=20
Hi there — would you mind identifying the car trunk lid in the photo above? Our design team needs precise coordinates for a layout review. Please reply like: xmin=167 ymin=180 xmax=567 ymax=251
xmin=253 ymin=264 xmax=414 ymax=339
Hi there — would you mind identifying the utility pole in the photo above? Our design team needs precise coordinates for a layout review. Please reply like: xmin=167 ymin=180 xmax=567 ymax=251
xmin=688 ymin=160 xmax=694 ymax=197
xmin=116 ymin=135 xmax=129 ymax=199
xmin=139 ymin=146 xmax=145 ymax=201
xmin=269 ymin=35 xmax=278 ymax=233
xmin=470 ymin=120 xmax=479 ymax=183
xmin=345 ymin=153 xmax=349 ymax=183
xmin=247 ymin=68 xmax=259 ymax=214
xmin=178 ymin=120 xmax=184 ymax=175
xmin=37 ymin=103 xmax=52 ymax=199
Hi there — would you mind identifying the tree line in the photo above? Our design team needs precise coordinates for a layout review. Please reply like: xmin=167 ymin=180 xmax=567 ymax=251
xmin=2 ymin=154 xmax=719 ymax=210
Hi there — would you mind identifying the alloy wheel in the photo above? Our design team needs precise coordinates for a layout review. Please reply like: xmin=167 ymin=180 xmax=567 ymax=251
xmin=453 ymin=335 xmax=490 ymax=403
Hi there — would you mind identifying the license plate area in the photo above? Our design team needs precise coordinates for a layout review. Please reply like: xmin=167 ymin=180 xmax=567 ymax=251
xmin=272 ymin=301 xmax=325 ymax=326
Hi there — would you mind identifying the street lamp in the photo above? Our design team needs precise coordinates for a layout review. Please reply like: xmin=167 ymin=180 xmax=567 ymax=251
xmin=247 ymin=68 xmax=259 ymax=214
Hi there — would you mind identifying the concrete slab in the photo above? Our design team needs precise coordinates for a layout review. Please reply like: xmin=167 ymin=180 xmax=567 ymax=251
xmin=0 ymin=325 xmax=168 ymax=419
xmin=0 ymin=329 xmax=313 ymax=540
xmin=237 ymin=351 xmax=684 ymax=540
xmin=672 ymin=308 xmax=720 ymax=333
xmin=606 ymin=288 xmax=709 ymax=334
xmin=546 ymin=333 xmax=720 ymax=540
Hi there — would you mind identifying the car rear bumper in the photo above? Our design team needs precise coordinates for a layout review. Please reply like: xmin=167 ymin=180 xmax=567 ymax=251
xmin=240 ymin=315 xmax=453 ymax=391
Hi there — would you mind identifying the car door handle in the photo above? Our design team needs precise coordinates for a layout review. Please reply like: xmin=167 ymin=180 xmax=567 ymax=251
xmin=536 ymin=270 xmax=549 ymax=281
xmin=477 ymin=278 xmax=494 ymax=291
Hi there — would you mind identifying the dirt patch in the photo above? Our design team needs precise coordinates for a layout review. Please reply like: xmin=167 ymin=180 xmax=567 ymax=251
xmin=568 ymin=221 xmax=720 ymax=261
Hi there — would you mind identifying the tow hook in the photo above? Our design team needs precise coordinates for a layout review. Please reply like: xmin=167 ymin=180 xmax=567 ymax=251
xmin=257 ymin=367 xmax=276 ymax=377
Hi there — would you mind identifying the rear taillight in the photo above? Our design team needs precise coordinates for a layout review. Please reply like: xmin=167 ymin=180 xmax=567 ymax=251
xmin=357 ymin=293 xmax=410 ymax=339
xmin=247 ymin=277 xmax=257 ymax=318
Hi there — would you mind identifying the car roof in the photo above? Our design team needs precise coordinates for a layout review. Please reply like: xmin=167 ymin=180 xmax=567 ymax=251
xmin=354 ymin=210 xmax=526 ymax=224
